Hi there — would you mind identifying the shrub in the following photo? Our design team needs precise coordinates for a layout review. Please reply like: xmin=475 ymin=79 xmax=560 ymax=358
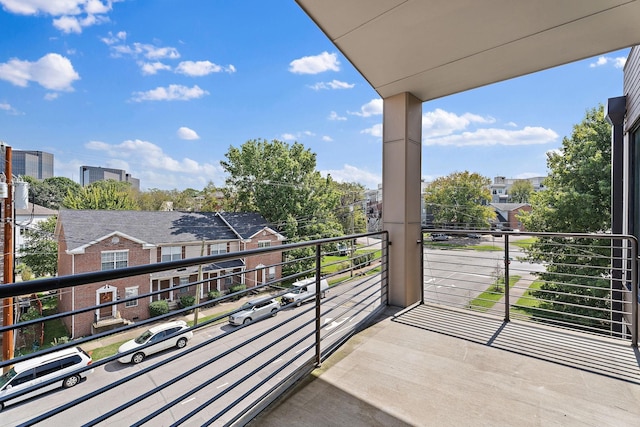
xmin=228 ymin=284 xmax=246 ymax=300
xmin=179 ymin=295 xmax=196 ymax=309
xmin=353 ymin=252 xmax=374 ymax=268
xmin=207 ymin=290 xmax=221 ymax=305
xmin=149 ymin=300 xmax=169 ymax=318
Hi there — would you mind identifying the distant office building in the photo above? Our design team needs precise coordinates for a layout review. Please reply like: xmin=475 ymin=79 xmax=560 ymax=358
xmin=80 ymin=166 xmax=140 ymax=190
xmin=0 ymin=150 xmax=54 ymax=180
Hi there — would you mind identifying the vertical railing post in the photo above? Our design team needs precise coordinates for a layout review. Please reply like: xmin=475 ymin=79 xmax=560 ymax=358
xmin=420 ymin=231 xmax=425 ymax=305
xmin=504 ymin=234 xmax=510 ymax=322
xmin=315 ymin=243 xmax=322 ymax=367
xmin=383 ymin=232 xmax=390 ymax=306
xmin=632 ymin=239 xmax=638 ymax=347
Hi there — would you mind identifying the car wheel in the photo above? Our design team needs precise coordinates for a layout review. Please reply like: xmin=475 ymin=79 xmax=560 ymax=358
xmin=321 ymin=291 xmax=326 ymax=298
xmin=63 ymin=374 xmax=81 ymax=388
xmin=243 ymin=317 xmax=252 ymax=324
xmin=295 ymin=300 xmax=302 ymax=307
xmin=0 ymin=401 xmax=5 ymax=411
xmin=176 ymin=337 xmax=188 ymax=349
xmin=132 ymin=352 xmax=145 ymax=364
xmin=271 ymin=308 xmax=278 ymax=317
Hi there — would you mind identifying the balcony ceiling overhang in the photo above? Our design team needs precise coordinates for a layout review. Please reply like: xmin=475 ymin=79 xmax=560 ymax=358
xmin=295 ymin=0 xmax=640 ymax=102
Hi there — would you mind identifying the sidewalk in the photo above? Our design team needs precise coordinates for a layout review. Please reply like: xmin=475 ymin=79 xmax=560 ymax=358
xmin=82 ymin=294 xmax=258 ymax=353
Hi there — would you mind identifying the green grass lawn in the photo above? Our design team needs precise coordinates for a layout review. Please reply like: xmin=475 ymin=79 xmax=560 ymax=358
xmin=511 ymin=237 xmax=537 ymax=249
xmin=511 ymin=280 xmax=544 ymax=318
xmin=469 ymin=275 xmax=520 ymax=312
xmin=89 ymin=341 xmax=125 ymax=361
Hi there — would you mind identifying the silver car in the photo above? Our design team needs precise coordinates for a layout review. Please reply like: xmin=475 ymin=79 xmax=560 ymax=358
xmin=117 ymin=320 xmax=193 ymax=364
xmin=229 ymin=297 xmax=279 ymax=326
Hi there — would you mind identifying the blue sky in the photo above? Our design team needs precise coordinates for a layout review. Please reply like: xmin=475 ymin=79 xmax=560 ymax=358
xmin=0 ymin=1 xmax=629 ymax=191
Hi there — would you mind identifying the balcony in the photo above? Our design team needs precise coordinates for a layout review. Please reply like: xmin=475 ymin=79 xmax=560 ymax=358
xmin=1 ymin=230 xmax=639 ymax=425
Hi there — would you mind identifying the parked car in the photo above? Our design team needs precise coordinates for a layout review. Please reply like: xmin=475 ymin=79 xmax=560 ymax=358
xmin=337 ymin=243 xmax=349 ymax=256
xmin=430 ymin=233 xmax=450 ymax=241
xmin=281 ymin=277 xmax=329 ymax=307
xmin=117 ymin=320 xmax=193 ymax=364
xmin=0 ymin=346 xmax=93 ymax=411
xmin=228 ymin=297 xmax=280 ymax=326
xmin=466 ymin=233 xmax=482 ymax=239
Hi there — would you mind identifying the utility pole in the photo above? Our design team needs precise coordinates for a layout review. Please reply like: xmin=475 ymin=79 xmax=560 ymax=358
xmin=2 ymin=144 xmax=13 ymax=367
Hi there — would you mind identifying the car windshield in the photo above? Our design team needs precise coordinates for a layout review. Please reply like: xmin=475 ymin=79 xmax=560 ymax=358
xmin=134 ymin=330 xmax=154 ymax=344
xmin=240 ymin=302 xmax=254 ymax=310
xmin=0 ymin=367 xmax=17 ymax=389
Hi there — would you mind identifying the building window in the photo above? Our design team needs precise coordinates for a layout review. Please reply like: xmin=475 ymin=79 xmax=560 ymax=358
xmin=179 ymin=276 xmax=189 ymax=293
xmin=125 ymin=287 xmax=138 ymax=307
xmin=210 ymin=243 xmax=227 ymax=255
xmin=267 ymin=266 xmax=276 ymax=280
xmin=223 ymin=271 xmax=233 ymax=286
xmin=257 ymin=240 xmax=271 ymax=248
xmin=101 ymin=250 xmax=128 ymax=271
xmin=162 ymin=246 xmax=182 ymax=262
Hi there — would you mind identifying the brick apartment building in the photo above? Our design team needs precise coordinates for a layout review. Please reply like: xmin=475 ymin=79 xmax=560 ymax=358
xmin=56 ymin=210 xmax=285 ymax=338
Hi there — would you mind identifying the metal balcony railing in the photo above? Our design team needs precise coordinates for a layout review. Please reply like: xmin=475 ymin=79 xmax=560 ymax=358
xmin=0 ymin=231 xmax=388 ymax=426
xmin=422 ymin=229 xmax=639 ymax=345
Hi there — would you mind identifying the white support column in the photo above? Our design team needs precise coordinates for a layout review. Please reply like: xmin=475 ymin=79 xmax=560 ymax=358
xmin=382 ymin=92 xmax=422 ymax=307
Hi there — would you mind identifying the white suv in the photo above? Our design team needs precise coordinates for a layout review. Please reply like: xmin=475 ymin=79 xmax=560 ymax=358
xmin=0 ymin=346 xmax=93 ymax=411
xmin=229 ymin=297 xmax=279 ymax=326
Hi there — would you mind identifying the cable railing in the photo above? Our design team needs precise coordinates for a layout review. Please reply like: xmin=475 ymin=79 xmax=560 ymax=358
xmin=422 ymin=229 xmax=639 ymax=345
xmin=0 ymin=231 xmax=388 ymax=425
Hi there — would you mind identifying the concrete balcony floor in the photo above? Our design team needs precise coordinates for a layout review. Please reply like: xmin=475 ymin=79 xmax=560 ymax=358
xmin=252 ymin=304 xmax=640 ymax=426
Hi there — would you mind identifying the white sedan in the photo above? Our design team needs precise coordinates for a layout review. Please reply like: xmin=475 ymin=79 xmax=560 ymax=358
xmin=117 ymin=320 xmax=193 ymax=364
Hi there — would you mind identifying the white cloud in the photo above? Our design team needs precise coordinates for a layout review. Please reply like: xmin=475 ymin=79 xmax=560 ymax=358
xmin=139 ymin=61 xmax=171 ymax=75
xmin=108 ymin=42 xmax=180 ymax=60
xmin=321 ymin=165 xmax=381 ymax=189
xmin=309 ymin=80 xmax=354 ymax=90
xmin=422 ymin=108 xmax=495 ymax=138
xmin=322 ymin=135 xmax=333 ymax=142
xmin=175 ymin=60 xmax=236 ymax=76
xmin=84 ymin=138 xmax=223 ymax=190
xmin=44 ymin=92 xmax=60 ymax=101
xmin=349 ymin=99 xmax=383 ymax=117
xmin=0 ymin=0 xmax=119 ymax=33
xmin=423 ymin=126 xmax=558 ymax=146
xmin=0 ymin=102 xmax=20 ymax=114
xmin=589 ymin=55 xmax=627 ymax=69
xmin=289 ymin=51 xmax=340 ymax=74
xmin=101 ymin=30 xmax=126 ymax=45
xmin=328 ymin=111 xmax=347 ymax=121
xmin=177 ymin=126 xmax=200 ymax=140
xmin=130 ymin=84 xmax=208 ymax=102
xmin=361 ymin=124 xmax=382 ymax=138
xmin=0 ymin=53 xmax=79 ymax=91
xmin=281 ymin=131 xmax=315 ymax=141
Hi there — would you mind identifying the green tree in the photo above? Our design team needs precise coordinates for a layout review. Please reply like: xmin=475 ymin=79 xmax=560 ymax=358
xmin=63 ymin=179 xmax=139 ymax=210
xmin=423 ymin=171 xmax=495 ymax=228
xmin=136 ymin=188 xmax=175 ymax=211
xmin=20 ymin=216 xmax=58 ymax=277
xmin=519 ymin=105 xmax=611 ymax=331
xmin=23 ymin=176 xmax=82 ymax=210
xmin=200 ymin=181 xmax=225 ymax=212
xmin=221 ymin=139 xmax=342 ymax=239
xmin=333 ymin=181 xmax=367 ymax=235
xmin=509 ymin=179 xmax=533 ymax=203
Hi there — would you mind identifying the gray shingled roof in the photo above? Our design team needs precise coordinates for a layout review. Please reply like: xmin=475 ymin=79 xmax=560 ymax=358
xmin=58 ymin=210 xmax=242 ymax=252
xmin=219 ymin=212 xmax=275 ymax=239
